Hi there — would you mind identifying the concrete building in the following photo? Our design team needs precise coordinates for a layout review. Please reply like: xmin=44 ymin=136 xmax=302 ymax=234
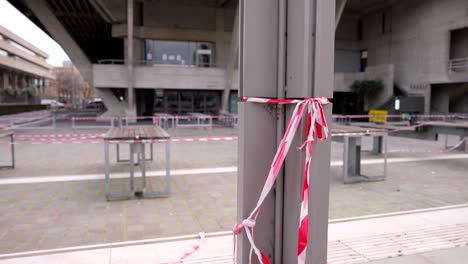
xmin=336 ymin=0 xmax=468 ymax=114
xmin=7 ymin=0 xmax=238 ymax=117
xmin=7 ymin=0 xmax=468 ymax=116
xmin=0 ymin=25 xmax=54 ymax=104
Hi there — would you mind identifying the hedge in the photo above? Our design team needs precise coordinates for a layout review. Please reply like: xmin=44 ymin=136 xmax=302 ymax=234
xmin=0 ymin=105 xmax=48 ymax=116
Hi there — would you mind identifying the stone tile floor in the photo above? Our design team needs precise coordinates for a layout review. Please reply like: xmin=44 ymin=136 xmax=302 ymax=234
xmin=0 ymin=125 xmax=467 ymax=254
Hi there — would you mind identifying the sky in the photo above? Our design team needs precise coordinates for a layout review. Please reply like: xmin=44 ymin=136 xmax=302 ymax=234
xmin=0 ymin=0 xmax=70 ymax=66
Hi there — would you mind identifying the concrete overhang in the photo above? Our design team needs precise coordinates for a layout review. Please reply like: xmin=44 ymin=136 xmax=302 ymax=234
xmin=112 ymin=24 xmax=232 ymax=42
xmin=0 ymin=25 xmax=49 ymax=59
xmin=0 ymin=55 xmax=55 ymax=79
xmin=93 ymin=64 xmax=227 ymax=90
xmin=0 ymin=39 xmax=53 ymax=70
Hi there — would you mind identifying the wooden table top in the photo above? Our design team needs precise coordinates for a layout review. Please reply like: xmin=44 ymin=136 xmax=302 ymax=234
xmin=331 ymin=124 xmax=387 ymax=134
xmin=356 ymin=123 xmax=417 ymax=131
xmin=0 ymin=130 xmax=13 ymax=138
xmin=104 ymin=126 xmax=170 ymax=140
xmin=418 ymin=121 xmax=468 ymax=129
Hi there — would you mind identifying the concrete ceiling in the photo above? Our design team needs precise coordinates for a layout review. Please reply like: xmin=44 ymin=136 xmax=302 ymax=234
xmin=8 ymin=0 xmax=123 ymax=63
xmin=345 ymin=0 xmax=399 ymax=15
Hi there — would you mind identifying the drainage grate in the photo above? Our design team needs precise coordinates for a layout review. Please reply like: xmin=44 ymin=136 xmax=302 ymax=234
xmin=328 ymin=223 xmax=468 ymax=264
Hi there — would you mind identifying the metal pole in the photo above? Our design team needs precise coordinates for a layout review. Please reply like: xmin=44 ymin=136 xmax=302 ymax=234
xmin=274 ymin=0 xmax=286 ymax=262
xmin=238 ymin=0 xmax=279 ymax=262
xmin=127 ymin=0 xmax=135 ymax=112
xmin=10 ymin=134 xmax=15 ymax=168
xmin=104 ymin=141 xmax=110 ymax=200
xmin=165 ymin=141 xmax=171 ymax=194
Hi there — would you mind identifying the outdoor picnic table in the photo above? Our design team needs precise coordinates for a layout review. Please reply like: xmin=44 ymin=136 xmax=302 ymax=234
xmin=103 ymin=126 xmax=170 ymax=200
xmin=153 ymin=113 xmax=175 ymax=129
xmin=0 ymin=130 xmax=15 ymax=169
xmin=331 ymin=124 xmax=388 ymax=184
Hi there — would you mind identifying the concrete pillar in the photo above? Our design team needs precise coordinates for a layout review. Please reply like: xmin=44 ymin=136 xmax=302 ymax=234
xmin=215 ymin=8 xmax=226 ymax=66
xmin=13 ymin=73 xmax=17 ymax=89
xmin=126 ymin=0 xmax=135 ymax=115
xmin=221 ymin=6 xmax=239 ymax=113
xmin=2 ymin=72 xmax=8 ymax=89
xmin=335 ymin=0 xmax=347 ymax=28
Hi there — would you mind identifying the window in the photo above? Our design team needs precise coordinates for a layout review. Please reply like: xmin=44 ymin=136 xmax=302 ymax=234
xmin=144 ymin=40 xmax=215 ymax=67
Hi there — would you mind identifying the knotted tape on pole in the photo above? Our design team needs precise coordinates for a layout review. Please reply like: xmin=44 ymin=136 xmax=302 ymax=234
xmin=234 ymin=97 xmax=330 ymax=264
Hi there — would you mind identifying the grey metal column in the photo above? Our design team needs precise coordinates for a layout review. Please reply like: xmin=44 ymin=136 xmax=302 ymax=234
xmin=283 ymin=0 xmax=334 ymax=263
xmin=238 ymin=0 xmax=279 ymax=262
xmin=238 ymin=0 xmax=334 ymax=263
xmin=127 ymin=0 xmax=135 ymax=112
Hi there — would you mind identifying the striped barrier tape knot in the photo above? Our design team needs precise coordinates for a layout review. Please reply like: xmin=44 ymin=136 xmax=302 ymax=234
xmin=234 ymin=96 xmax=330 ymax=264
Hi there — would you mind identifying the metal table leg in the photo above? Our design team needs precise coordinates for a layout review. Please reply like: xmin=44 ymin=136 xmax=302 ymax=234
xmin=0 ymin=134 xmax=15 ymax=169
xmin=129 ymin=143 xmax=135 ymax=195
xmin=143 ymin=141 xmax=171 ymax=198
xmin=104 ymin=141 xmax=111 ymax=200
xmin=117 ymin=143 xmax=153 ymax=162
xmin=105 ymin=142 xmax=134 ymax=201
xmin=165 ymin=140 xmax=171 ymax=194
xmin=372 ymin=135 xmax=384 ymax=155
xmin=139 ymin=142 xmax=146 ymax=193
xmin=11 ymin=134 xmax=15 ymax=168
xmin=343 ymin=136 xmax=386 ymax=184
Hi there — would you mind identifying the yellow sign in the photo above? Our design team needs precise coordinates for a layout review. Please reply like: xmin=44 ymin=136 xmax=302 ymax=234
xmin=369 ymin=110 xmax=388 ymax=124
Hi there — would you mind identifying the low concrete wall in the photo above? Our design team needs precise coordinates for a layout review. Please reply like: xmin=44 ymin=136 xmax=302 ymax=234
xmin=334 ymin=64 xmax=394 ymax=109
xmin=93 ymin=64 xmax=227 ymax=90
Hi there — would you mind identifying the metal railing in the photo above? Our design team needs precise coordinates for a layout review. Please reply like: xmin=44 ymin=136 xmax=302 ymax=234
xmin=448 ymin=57 xmax=468 ymax=73
xmin=96 ymin=59 xmax=224 ymax=68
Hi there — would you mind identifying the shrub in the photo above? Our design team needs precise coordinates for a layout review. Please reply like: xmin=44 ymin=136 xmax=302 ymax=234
xmin=21 ymin=87 xmax=38 ymax=97
xmin=350 ymin=80 xmax=384 ymax=98
xmin=2 ymin=87 xmax=17 ymax=97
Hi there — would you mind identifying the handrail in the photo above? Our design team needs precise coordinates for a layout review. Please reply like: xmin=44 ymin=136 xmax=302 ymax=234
xmin=96 ymin=59 xmax=225 ymax=68
xmin=448 ymin=57 xmax=468 ymax=73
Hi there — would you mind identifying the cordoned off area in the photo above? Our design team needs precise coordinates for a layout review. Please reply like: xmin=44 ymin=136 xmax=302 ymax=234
xmin=0 ymin=122 xmax=467 ymax=254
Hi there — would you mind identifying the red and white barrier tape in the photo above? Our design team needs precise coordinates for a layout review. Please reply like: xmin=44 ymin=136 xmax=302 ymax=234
xmin=389 ymin=137 xmax=467 ymax=154
xmin=170 ymin=232 xmax=205 ymax=264
xmin=234 ymin=97 xmax=330 ymax=264
xmin=15 ymin=133 xmax=104 ymax=138
xmin=1 ymin=136 xmax=238 ymax=145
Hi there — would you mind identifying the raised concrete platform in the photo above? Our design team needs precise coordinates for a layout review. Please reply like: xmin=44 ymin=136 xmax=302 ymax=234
xmin=1 ymin=205 xmax=467 ymax=264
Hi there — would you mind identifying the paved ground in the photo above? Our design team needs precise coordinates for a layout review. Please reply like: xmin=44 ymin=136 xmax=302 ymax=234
xmin=1 ymin=206 xmax=467 ymax=263
xmin=365 ymin=246 xmax=468 ymax=264
xmin=0 ymin=122 xmax=467 ymax=255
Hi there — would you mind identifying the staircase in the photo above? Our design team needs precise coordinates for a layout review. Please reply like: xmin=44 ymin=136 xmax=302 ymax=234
xmin=95 ymin=88 xmax=126 ymax=119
